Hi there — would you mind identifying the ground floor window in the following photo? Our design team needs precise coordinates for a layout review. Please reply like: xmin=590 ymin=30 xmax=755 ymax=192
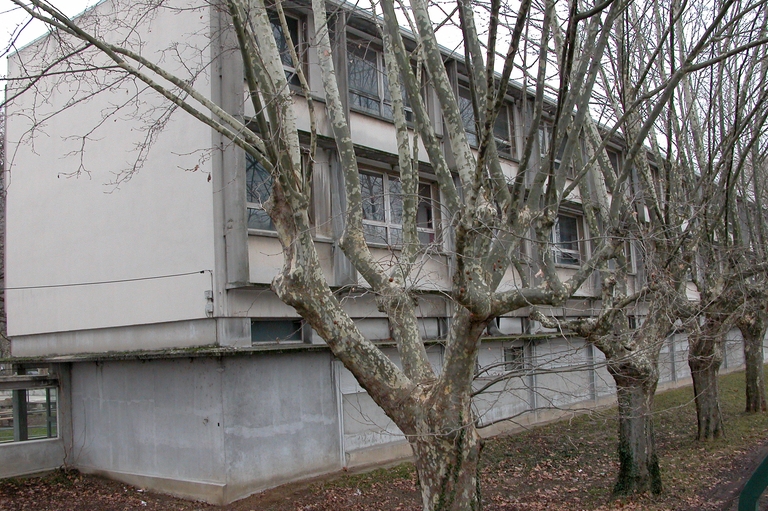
xmin=251 ymin=319 xmax=304 ymax=344
xmin=0 ymin=386 xmax=57 ymax=443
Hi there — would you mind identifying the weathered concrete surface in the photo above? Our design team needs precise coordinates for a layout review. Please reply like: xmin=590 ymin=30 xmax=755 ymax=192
xmin=67 ymin=352 xmax=340 ymax=504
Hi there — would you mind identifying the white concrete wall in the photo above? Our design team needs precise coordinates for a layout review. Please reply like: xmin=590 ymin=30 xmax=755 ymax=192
xmin=4 ymin=0 xmax=216 ymax=339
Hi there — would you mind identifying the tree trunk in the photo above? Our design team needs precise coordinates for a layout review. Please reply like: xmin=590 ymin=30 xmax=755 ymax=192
xmin=609 ymin=365 xmax=663 ymax=495
xmin=689 ymin=354 xmax=724 ymax=439
xmin=688 ymin=320 xmax=725 ymax=440
xmin=410 ymin=419 xmax=483 ymax=511
xmin=739 ymin=315 xmax=767 ymax=413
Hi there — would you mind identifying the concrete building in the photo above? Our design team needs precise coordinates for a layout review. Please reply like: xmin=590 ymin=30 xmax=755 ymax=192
xmin=0 ymin=0 xmax=753 ymax=504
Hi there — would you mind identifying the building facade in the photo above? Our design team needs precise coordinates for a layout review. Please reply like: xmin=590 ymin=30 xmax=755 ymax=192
xmin=0 ymin=0 xmax=753 ymax=504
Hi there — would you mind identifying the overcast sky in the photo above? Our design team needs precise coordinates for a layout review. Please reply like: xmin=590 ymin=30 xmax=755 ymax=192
xmin=1 ymin=0 xmax=92 ymax=78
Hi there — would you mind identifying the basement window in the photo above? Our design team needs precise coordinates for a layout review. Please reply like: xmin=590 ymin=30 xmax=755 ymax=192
xmin=251 ymin=319 xmax=304 ymax=344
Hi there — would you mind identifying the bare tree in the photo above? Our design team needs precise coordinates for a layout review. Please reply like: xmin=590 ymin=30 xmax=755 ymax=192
xmin=5 ymin=0 xmax=768 ymax=507
xmin=534 ymin=0 xmax=768 ymax=493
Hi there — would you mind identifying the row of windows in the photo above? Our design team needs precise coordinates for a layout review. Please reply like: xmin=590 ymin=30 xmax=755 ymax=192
xmin=247 ymin=153 xmax=638 ymax=271
xmin=269 ymin=16 xmax=520 ymax=159
xmin=267 ymin=13 xmax=635 ymax=178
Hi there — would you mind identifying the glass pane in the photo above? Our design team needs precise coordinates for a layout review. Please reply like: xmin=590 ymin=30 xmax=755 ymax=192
xmin=557 ymin=216 xmax=579 ymax=245
xmin=417 ymin=183 xmax=433 ymax=229
xmin=418 ymin=230 xmax=434 ymax=245
xmin=389 ymin=227 xmax=403 ymax=246
xmin=360 ymin=173 xmax=385 ymax=222
xmin=458 ymin=86 xmax=476 ymax=139
xmin=494 ymin=106 xmax=512 ymax=156
xmin=388 ymin=178 xmax=403 ymax=225
xmin=271 ymin=16 xmax=300 ymax=86
xmin=248 ymin=208 xmax=274 ymax=230
xmin=251 ymin=320 xmax=302 ymax=343
xmin=554 ymin=215 xmax=580 ymax=265
xmin=0 ymin=390 xmax=11 ymax=443
xmin=350 ymin=92 xmax=381 ymax=116
xmin=348 ymin=43 xmax=379 ymax=97
xmin=364 ymin=224 xmax=388 ymax=244
xmin=246 ymin=154 xmax=275 ymax=230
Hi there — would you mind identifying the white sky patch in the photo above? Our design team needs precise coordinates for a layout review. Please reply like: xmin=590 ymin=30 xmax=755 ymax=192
xmin=0 ymin=0 xmax=92 ymax=78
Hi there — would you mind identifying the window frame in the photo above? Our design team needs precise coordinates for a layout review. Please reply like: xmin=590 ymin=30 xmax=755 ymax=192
xmin=269 ymin=12 xmax=305 ymax=88
xmin=551 ymin=214 xmax=584 ymax=266
xmin=245 ymin=153 xmax=275 ymax=232
xmin=359 ymin=169 xmax=438 ymax=248
xmin=493 ymin=102 xmax=517 ymax=159
xmin=251 ymin=319 xmax=305 ymax=344
xmin=347 ymin=35 xmax=413 ymax=123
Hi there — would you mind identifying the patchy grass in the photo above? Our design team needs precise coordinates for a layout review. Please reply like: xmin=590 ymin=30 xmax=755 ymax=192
xmin=2 ymin=368 xmax=767 ymax=511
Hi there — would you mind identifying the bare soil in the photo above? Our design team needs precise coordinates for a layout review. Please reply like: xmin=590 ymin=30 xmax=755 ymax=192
xmin=2 ymin=369 xmax=767 ymax=511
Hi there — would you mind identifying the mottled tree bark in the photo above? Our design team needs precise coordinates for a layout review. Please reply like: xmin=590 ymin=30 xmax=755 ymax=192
xmin=410 ymin=409 xmax=483 ymax=511
xmin=688 ymin=319 xmax=725 ymax=439
xmin=738 ymin=313 xmax=767 ymax=413
xmin=609 ymin=362 xmax=663 ymax=495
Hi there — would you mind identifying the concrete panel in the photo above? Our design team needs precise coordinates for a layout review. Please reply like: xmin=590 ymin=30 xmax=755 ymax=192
xmin=70 ymin=358 xmax=227 ymax=495
xmin=247 ymin=236 xmax=334 ymax=285
xmin=221 ymin=352 xmax=341 ymax=501
xmin=0 ymin=439 xmax=68 ymax=478
xmin=343 ymin=392 xmax=404 ymax=452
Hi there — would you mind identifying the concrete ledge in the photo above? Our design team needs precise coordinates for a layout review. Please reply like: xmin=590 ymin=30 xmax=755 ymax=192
xmin=77 ymin=466 xmax=227 ymax=505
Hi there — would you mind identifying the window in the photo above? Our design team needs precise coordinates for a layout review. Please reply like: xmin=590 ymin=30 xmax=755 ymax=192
xmin=458 ymin=85 xmax=478 ymax=146
xmin=270 ymin=14 xmax=302 ymax=87
xmin=251 ymin=319 xmax=303 ymax=343
xmin=246 ymin=154 xmax=274 ymax=231
xmin=504 ymin=345 xmax=525 ymax=372
xmin=623 ymin=240 xmax=636 ymax=274
xmin=360 ymin=171 xmax=437 ymax=247
xmin=494 ymin=104 xmax=516 ymax=158
xmin=347 ymin=37 xmax=412 ymax=122
xmin=607 ymin=150 xmax=621 ymax=173
xmin=551 ymin=214 xmax=582 ymax=265
xmin=458 ymin=85 xmax=516 ymax=157
xmin=538 ymin=124 xmax=551 ymax=158
xmin=1 ymin=370 xmax=58 ymax=443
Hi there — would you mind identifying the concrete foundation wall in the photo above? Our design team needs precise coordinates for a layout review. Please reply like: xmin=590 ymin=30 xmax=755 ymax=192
xmin=1 ymin=330 xmax=761 ymax=504
xmin=221 ymin=352 xmax=341 ymax=502
xmin=67 ymin=352 xmax=341 ymax=504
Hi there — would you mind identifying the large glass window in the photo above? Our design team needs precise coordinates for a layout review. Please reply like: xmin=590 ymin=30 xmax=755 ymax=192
xmin=348 ymin=37 xmax=412 ymax=122
xmin=360 ymin=171 xmax=437 ymax=247
xmin=551 ymin=214 xmax=582 ymax=265
xmin=0 ymin=382 xmax=57 ymax=444
xmin=246 ymin=154 xmax=274 ymax=231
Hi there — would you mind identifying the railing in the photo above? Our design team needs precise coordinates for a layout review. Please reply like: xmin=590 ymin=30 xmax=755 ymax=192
xmin=739 ymin=453 xmax=768 ymax=511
